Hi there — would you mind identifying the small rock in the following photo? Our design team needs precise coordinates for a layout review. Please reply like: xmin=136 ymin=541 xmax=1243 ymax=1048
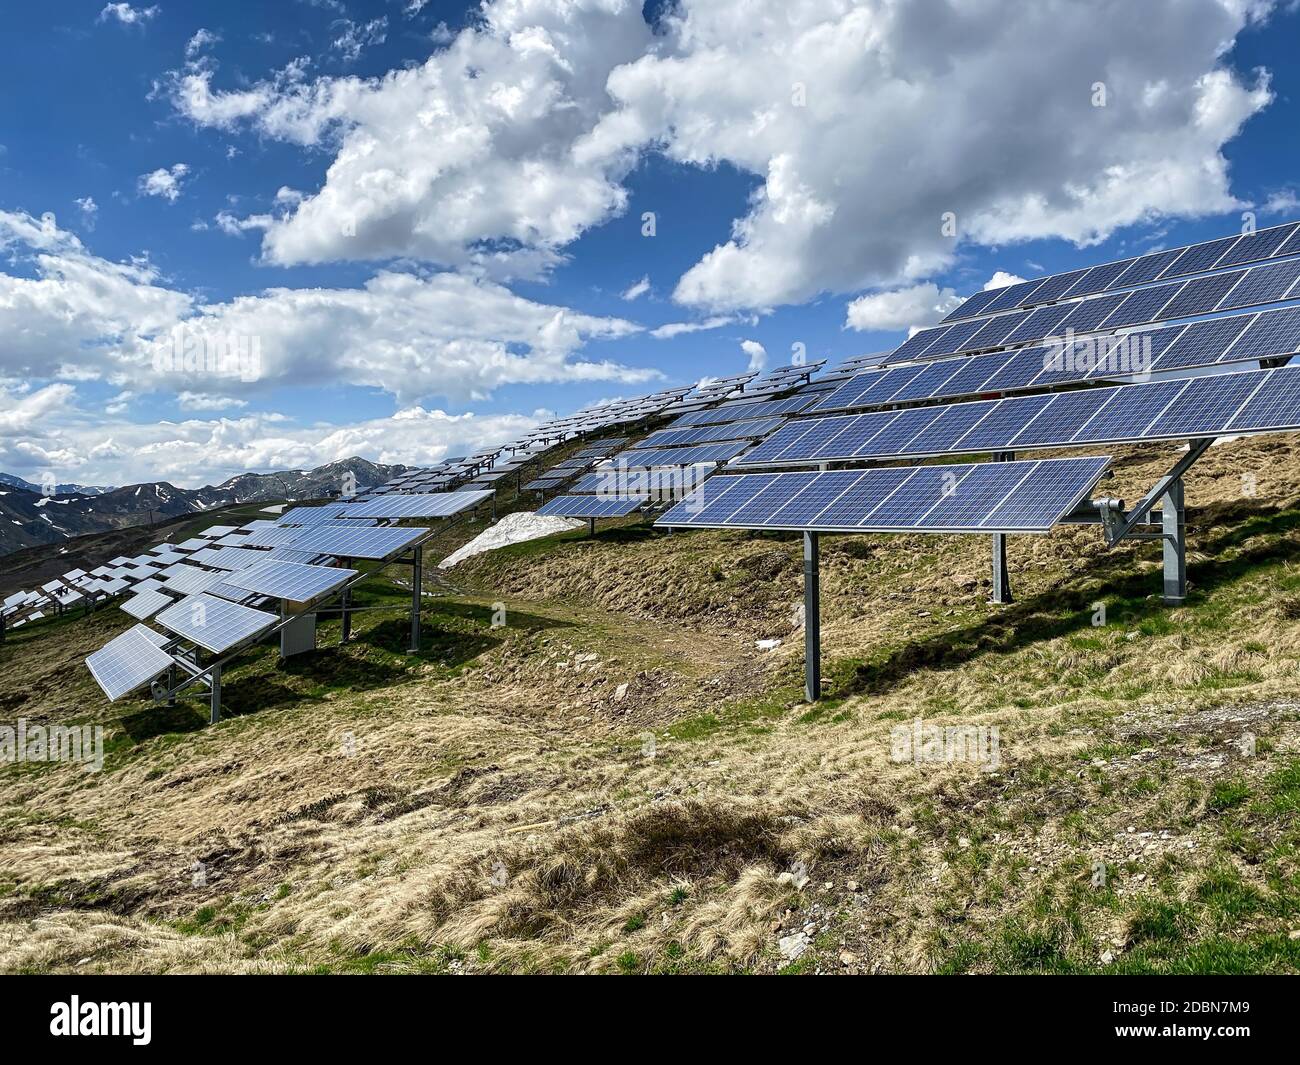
xmin=755 ymin=638 xmax=782 ymax=651
xmin=839 ymin=951 xmax=857 ymax=966
xmin=778 ymin=932 xmax=811 ymax=962
xmin=1101 ymin=950 xmax=1115 ymax=964
xmin=1289 ymin=930 xmax=1300 ymax=941
xmin=846 ymin=880 xmax=860 ymax=892
xmin=613 ymin=683 xmax=629 ymax=702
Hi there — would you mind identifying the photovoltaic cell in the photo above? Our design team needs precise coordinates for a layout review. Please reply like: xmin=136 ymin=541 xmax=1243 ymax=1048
xmin=122 ymin=588 xmax=174 ymax=620
xmin=1101 ymin=282 xmax=1181 ymax=329
xmin=154 ymin=593 xmax=278 ymax=654
xmin=982 ymin=279 xmax=1046 ymax=315
xmin=1160 ymin=234 xmax=1240 ymax=278
xmin=657 ymin=458 xmax=1110 ymax=534
xmin=953 ymin=395 xmax=1053 ymax=453
xmin=1003 ymin=303 xmax=1075 ymax=345
xmin=940 ymin=286 xmax=1003 ymax=322
xmin=1060 ymin=292 xmax=1128 ymax=333
xmin=1156 ymin=270 xmax=1243 ymax=320
xmin=1227 ymin=306 xmax=1300 ymax=361
xmin=1108 ymin=248 xmax=1186 ymax=289
xmin=1068 ymin=379 xmax=1182 ymax=443
xmin=1063 ymin=259 xmax=1136 ymax=298
xmin=1216 ymin=223 xmax=1299 ymax=267
xmin=536 ymin=495 xmax=643 ymax=518
xmin=1147 ymin=371 xmax=1267 ymax=437
xmin=86 ymin=625 xmax=176 ymax=701
xmin=1216 ymin=259 xmax=1300 ymax=313
xmin=1022 ymin=268 xmax=1089 ymax=306
xmin=226 ymin=559 xmax=358 ymax=602
xmin=1154 ymin=317 xmax=1250 ymax=371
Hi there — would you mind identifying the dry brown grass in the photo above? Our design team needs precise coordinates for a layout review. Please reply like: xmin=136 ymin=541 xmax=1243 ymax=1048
xmin=4 ymin=433 xmax=1300 ymax=972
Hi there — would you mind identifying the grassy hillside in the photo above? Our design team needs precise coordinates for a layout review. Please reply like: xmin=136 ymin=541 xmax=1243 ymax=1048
xmin=2 ymin=434 xmax=1300 ymax=974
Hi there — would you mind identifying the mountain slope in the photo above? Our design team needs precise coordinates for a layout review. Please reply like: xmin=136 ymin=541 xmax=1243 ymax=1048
xmin=0 ymin=457 xmax=409 ymax=557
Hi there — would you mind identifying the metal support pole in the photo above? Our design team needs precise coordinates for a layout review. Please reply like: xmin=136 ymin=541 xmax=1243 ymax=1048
xmin=1162 ymin=477 xmax=1187 ymax=604
xmin=340 ymin=557 xmax=352 ymax=643
xmin=991 ymin=533 xmax=1012 ymax=604
xmin=209 ymin=665 xmax=222 ymax=725
xmin=166 ymin=665 xmax=176 ymax=707
xmin=803 ymin=531 xmax=821 ymax=703
xmin=588 ymin=517 xmax=596 ymax=537
xmin=990 ymin=450 xmax=1013 ymax=604
xmin=409 ymin=546 xmax=423 ymax=653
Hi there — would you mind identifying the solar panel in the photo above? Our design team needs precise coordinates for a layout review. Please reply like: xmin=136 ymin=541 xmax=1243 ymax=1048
xmin=276 ymin=503 xmax=352 ymax=525
xmin=1062 ymin=259 xmax=1137 ymax=299
xmin=225 ymin=559 xmax=358 ymax=602
xmin=154 ymin=593 xmax=278 ymax=654
xmin=161 ymin=565 xmax=226 ymax=596
xmin=1217 ymin=258 xmax=1300 ymax=313
xmin=1059 ymin=292 xmax=1128 ymax=333
xmin=1160 ymin=234 xmax=1240 ymax=278
xmin=656 ymin=457 xmax=1110 ymax=534
xmin=668 ymin=394 xmax=818 ymax=427
xmin=122 ymin=588 xmax=175 ymax=620
xmin=982 ymin=279 xmax=1046 ymax=315
xmin=1217 ymin=223 xmax=1299 ymax=267
xmin=617 ymin=441 xmax=750 ymax=467
xmin=1003 ymin=303 xmax=1075 ymax=346
xmin=638 ymin=417 xmax=787 ymax=448
xmin=1108 ymin=248 xmax=1186 ymax=289
xmin=1153 ymin=316 xmax=1250 ymax=371
xmin=940 ymin=287 xmax=1002 ymax=323
xmin=523 ymin=476 xmax=567 ymax=491
xmin=188 ymin=546 xmax=269 ymax=571
xmin=1227 ymin=305 xmax=1300 ymax=361
xmin=285 ymin=524 xmax=430 ymax=561
xmin=1101 ymin=282 xmax=1181 ymax=329
xmin=536 ymin=495 xmax=644 ymax=518
xmin=344 ymin=490 xmax=492 ymax=519
xmin=1156 ymin=270 xmax=1243 ymax=320
xmin=86 ymin=625 xmax=175 ymax=701
xmin=1020 ymin=268 xmax=1089 ymax=306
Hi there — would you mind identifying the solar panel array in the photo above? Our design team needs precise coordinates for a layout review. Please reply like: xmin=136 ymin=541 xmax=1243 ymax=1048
xmin=154 ymin=593 xmax=279 ymax=654
xmin=226 ymin=559 xmax=358 ymax=602
xmin=537 ymin=495 xmax=645 ymax=518
xmin=657 ymin=457 xmax=1110 ymax=534
xmin=86 ymin=624 xmax=176 ymax=701
xmin=942 ymin=222 xmax=1300 ymax=324
xmin=740 ymin=365 xmax=1300 ymax=465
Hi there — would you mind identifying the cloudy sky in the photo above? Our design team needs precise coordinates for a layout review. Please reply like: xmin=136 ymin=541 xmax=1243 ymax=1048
xmin=2 ymin=0 xmax=1298 ymax=488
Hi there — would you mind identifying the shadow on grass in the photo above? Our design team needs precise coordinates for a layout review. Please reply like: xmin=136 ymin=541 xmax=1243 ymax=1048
xmin=828 ymin=497 xmax=1300 ymax=701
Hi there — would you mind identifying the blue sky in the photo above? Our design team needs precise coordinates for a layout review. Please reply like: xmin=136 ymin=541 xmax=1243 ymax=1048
xmin=2 ymin=0 xmax=1299 ymax=487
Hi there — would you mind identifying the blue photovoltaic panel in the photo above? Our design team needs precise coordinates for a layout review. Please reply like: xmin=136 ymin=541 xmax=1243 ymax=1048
xmin=799 ymin=468 xmax=912 ymax=527
xmin=920 ymin=463 xmax=1034 ymax=528
xmin=849 ymin=406 xmax=943 ymax=456
xmin=963 ymin=311 xmax=1031 ymax=351
xmin=1230 ymin=367 xmax=1300 ymax=430
xmin=668 ymin=394 xmax=817 ymax=427
xmin=1022 ymin=268 xmax=1089 ymax=306
xmin=899 ymin=401 xmax=993 ymax=455
xmin=952 ymin=394 xmax=1053 ymax=453
xmin=1147 ymin=371 xmax=1267 ymax=437
xmin=764 ymin=470 xmax=867 ymax=526
xmin=155 ymin=593 xmax=278 ymax=654
xmin=1063 ymin=259 xmax=1136 ymax=298
xmin=810 ymin=372 xmax=882 ymax=412
xmin=657 ymin=458 xmax=1109 ymax=534
xmin=982 ymin=279 xmax=1046 ymax=315
xmin=1108 ymin=248 xmax=1186 ymax=289
xmin=1101 ymin=281 xmax=1181 ymax=329
xmin=1160 ymin=234 xmax=1240 ymax=277
xmin=980 ymin=348 xmax=1051 ymax=392
xmin=162 ymin=565 xmax=225 ymax=595
xmin=1216 ymin=258 xmax=1300 ymax=313
xmin=1226 ymin=305 xmax=1300 ymax=361
xmin=923 ymin=319 xmax=986 ymax=358
xmin=1060 ymin=292 xmax=1128 ymax=333
xmin=345 ymin=491 xmax=492 ymax=519
xmin=618 ymin=441 xmax=749 ymax=467
xmin=1010 ymin=389 xmax=1110 ymax=447
xmin=1068 ymin=379 xmax=1181 ymax=443
xmin=86 ymin=625 xmax=176 ymax=701
xmin=286 ymin=525 xmax=430 ymax=561
xmin=637 ymin=417 xmax=786 ymax=448
xmin=981 ymin=459 xmax=1112 ymax=530
xmin=122 ymin=588 xmax=174 ymax=620
xmin=887 ymin=326 xmax=950 ymax=361
xmin=536 ymin=495 xmax=643 ymax=518
xmin=1217 ymin=222 xmax=1299 ymax=267
xmin=523 ymin=477 xmax=566 ymax=491
xmin=226 ymin=559 xmax=358 ymax=602
xmin=936 ymin=351 xmax=1010 ymax=397
xmin=1156 ymin=270 xmax=1243 ymax=320
xmin=940 ymin=286 xmax=1003 ymax=322
xmin=1003 ymin=303 xmax=1075 ymax=345
xmin=807 ymin=412 xmax=899 ymax=461
xmin=1278 ymin=224 xmax=1300 ymax=259
xmin=885 ymin=360 xmax=967 ymax=403
xmin=854 ymin=365 xmax=927 ymax=405
xmin=866 ymin=466 xmax=973 ymax=528
xmin=276 ymin=503 xmax=351 ymax=525
xmin=1153 ymin=317 xmax=1249 ymax=371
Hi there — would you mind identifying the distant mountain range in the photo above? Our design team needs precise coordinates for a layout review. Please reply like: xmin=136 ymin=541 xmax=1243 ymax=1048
xmin=0 ymin=457 xmax=409 ymax=557
xmin=0 ymin=473 xmax=114 ymax=495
